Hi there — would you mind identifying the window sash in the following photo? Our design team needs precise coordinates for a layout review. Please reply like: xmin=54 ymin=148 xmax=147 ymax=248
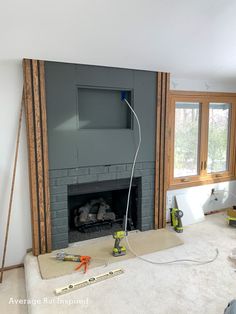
xmin=207 ymin=103 xmax=231 ymax=174
xmin=174 ymin=102 xmax=200 ymax=178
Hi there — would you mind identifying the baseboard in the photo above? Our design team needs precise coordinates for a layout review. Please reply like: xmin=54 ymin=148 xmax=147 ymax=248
xmin=0 ymin=263 xmax=24 ymax=272
xmin=205 ymin=209 xmax=227 ymax=216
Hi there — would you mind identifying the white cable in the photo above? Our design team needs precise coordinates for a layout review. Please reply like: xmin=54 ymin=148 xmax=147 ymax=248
xmin=123 ymin=98 xmax=219 ymax=265
xmin=124 ymin=99 xmax=142 ymax=231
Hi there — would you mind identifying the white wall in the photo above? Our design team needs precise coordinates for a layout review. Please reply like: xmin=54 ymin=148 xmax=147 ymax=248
xmin=0 ymin=60 xmax=32 ymax=267
xmin=166 ymin=181 xmax=236 ymax=222
xmin=170 ymin=77 xmax=236 ymax=93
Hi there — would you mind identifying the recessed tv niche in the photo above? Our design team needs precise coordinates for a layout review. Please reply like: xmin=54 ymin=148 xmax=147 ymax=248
xmin=77 ymin=87 xmax=132 ymax=129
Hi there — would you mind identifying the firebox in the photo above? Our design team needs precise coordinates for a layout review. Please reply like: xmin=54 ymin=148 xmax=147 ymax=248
xmin=68 ymin=178 xmax=142 ymax=243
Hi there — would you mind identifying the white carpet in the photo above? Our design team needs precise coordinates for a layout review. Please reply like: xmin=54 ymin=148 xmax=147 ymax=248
xmin=24 ymin=212 xmax=236 ymax=314
xmin=0 ymin=268 xmax=27 ymax=314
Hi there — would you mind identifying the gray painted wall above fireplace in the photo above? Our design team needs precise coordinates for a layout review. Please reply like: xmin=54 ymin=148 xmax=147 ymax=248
xmin=45 ymin=62 xmax=156 ymax=169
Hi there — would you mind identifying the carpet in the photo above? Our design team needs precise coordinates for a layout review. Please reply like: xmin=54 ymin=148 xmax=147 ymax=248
xmin=38 ymin=229 xmax=183 ymax=279
xmin=24 ymin=212 xmax=236 ymax=314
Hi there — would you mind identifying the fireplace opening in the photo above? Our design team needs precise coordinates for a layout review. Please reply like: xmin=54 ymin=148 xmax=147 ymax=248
xmin=68 ymin=178 xmax=141 ymax=243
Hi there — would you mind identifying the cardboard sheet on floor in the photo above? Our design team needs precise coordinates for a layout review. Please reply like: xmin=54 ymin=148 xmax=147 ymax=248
xmin=175 ymin=194 xmax=205 ymax=226
xmin=38 ymin=229 xmax=183 ymax=279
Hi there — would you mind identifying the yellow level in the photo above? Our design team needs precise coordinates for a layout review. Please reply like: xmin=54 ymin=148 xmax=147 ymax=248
xmin=55 ymin=269 xmax=124 ymax=295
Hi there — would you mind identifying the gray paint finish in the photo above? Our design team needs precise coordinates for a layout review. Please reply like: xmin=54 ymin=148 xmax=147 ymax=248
xmin=45 ymin=62 xmax=156 ymax=169
xmin=77 ymin=87 xmax=131 ymax=129
xmin=50 ymin=162 xmax=155 ymax=250
xmin=75 ymin=64 xmax=134 ymax=89
xmin=45 ymin=62 xmax=78 ymax=169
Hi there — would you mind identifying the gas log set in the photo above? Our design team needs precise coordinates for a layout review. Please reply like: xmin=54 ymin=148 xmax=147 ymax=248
xmin=73 ymin=198 xmax=118 ymax=232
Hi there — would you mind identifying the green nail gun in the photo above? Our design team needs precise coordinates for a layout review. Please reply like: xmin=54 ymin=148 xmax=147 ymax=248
xmin=170 ymin=208 xmax=183 ymax=233
xmin=112 ymin=231 xmax=127 ymax=257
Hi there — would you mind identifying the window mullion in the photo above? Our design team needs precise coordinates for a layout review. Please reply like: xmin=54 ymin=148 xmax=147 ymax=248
xmin=233 ymin=104 xmax=236 ymax=175
xmin=199 ymin=100 xmax=209 ymax=177
xmin=228 ymin=101 xmax=236 ymax=174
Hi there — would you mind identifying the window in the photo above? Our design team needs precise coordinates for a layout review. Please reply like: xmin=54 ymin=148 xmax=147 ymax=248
xmin=207 ymin=103 xmax=230 ymax=173
xmin=174 ymin=102 xmax=200 ymax=178
xmin=168 ymin=92 xmax=236 ymax=188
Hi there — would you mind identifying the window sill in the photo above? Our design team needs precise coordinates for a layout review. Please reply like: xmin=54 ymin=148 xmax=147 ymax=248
xmin=168 ymin=175 xmax=236 ymax=190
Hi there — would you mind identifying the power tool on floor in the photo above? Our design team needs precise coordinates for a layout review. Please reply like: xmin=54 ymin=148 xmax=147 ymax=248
xmin=227 ymin=206 xmax=236 ymax=227
xmin=112 ymin=231 xmax=127 ymax=257
xmin=170 ymin=208 xmax=183 ymax=233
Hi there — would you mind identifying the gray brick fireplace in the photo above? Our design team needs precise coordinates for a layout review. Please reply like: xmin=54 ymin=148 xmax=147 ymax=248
xmin=50 ymin=162 xmax=155 ymax=249
xmin=45 ymin=61 xmax=157 ymax=250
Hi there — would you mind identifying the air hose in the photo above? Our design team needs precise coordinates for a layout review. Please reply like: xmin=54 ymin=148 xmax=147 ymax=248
xmin=122 ymin=97 xmax=219 ymax=265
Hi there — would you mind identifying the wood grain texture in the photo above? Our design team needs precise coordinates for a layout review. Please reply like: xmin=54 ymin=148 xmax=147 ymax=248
xmin=22 ymin=59 xmax=51 ymax=256
xmin=154 ymin=73 xmax=162 ymax=229
xmin=154 ymin=72 xmax=170 ymax=229
xmin=23 ymin=59 xmax=40 ymax=256
xmin=39 ymin=61 xmax=52 ymax=252
xmin=0 ymin=263 xmax=24 ymax=272
xmin=167 ymin=92 xmax=236 ymax=190
xmin=159 ymin=74 xmax=166 ymax=228
xmin=32 ymin=60 xmax=46 ymax=254
xmin=163 ymin=73 xmax=170 ymax=228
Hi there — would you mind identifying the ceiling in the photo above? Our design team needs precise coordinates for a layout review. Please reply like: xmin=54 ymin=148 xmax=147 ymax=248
xmin=1 ymin=0 xmax=236 ymax=82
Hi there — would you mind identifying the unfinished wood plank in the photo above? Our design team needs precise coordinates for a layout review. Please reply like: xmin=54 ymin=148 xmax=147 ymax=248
xmin=39 ymin=60 xmax=52 ymax=252
xmin=160 ymin=73 xmax=170 ymax=228
xmin=23 ymin=59 xmax=40 ymax=256
xmin=154 ymin=73 xmax=162 ymax=229
xmin=22 ymin=59 xmax=52 ymax=256
xmin=158 ymin=73 xmax=166 ymax=228
xmin=32 ymin=60 xmax=46 ymax=254
xmin=163 ymin=73 xmax=170 ymax=228
xmin=154 ymin=72 xmax=170 ymax=229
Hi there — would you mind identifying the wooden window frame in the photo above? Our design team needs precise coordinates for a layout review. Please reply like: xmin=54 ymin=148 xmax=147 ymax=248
xmin=167 ymin=91 xmax=236 ymax=190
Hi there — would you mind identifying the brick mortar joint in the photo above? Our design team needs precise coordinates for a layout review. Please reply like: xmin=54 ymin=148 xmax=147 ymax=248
xmin=50 ymin=161 xmax=154 ymax=175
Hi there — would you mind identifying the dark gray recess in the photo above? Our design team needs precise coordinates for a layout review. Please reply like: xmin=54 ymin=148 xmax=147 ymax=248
xmin=77 ymin=87 xmax=132 ymax=129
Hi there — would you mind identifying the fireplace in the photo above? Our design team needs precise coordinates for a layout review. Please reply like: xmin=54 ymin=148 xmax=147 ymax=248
xmin=68 ymin=178 xmax=141 ymax=243
xmin=50 ymin=162 xmax=155 ymax=250
xmin=22 ymin=60 xmax=166 ymax=256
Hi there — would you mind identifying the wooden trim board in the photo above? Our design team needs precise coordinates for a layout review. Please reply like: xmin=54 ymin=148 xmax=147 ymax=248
xmin=0 ymin=263 xmax=24 ymax=272
xmin=154 ymin=72 xmax=170 ymax=229
xmin=22 ymin=59 xmax=52 ymax=256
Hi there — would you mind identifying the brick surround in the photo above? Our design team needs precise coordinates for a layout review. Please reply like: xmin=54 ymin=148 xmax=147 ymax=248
xmin=50 ymin=162 xmax=155 ymax=249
